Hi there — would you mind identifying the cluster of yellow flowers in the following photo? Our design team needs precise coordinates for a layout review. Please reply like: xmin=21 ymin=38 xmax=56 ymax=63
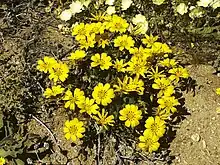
xmin=37 ymin=56 xmax=69 ymax=83
xmin=37 ymin=13 xmax=189 ymax=153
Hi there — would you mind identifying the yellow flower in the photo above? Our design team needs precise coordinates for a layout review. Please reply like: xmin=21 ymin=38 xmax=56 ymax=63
xmin=91 ymin=22 xmax=106 ymax=34
xmin=92 ymin=83 xmax=115 ymax=106
xmin=90 ymin=11 xmax=107 ymax=22
xmin=155 ymin=107 xmax=170 ymax=120
xmin=152 ymin=78 xmax=174 ymax=97
xmin=127 ymin=76 xmax=145 ymax=95
xmin=92 ymin=109 xmax=114 ymax=129
xmin=216 ymin=88 xmax=220 ymax=95
xmin=0 ymin=157 xmax=6 ymax=165
xmin=169 ymin=67 xmax=189 ymax=82
xmin=113 ymin=59 xmax=127 ymax=72
xmin=43 ymin=85 xmax=65 ymax=98
xmin=63 ymin=118 xmax=85 ymax=142
xmin=126 ymin=57 xmax=149 ymax=77
xmin=145 ymin=116 xmax=166 ymax=138
xmin=49 ymin=62 xmax=69 ymax=83
xmin=142 ymin=34 xmax=158 ymax=47
xmin=119 ymin=104 xmax=142 ymax=128
xmin=63 ymin=88 xmax=85 ymax=110
xmin=159 ymin=58 xmax=177 ymax=68
xmin=114 ymin=75 xmax=130 ymax=94
xmin=98 ymin=38 xmax=109 ymax=48
xmin=107 ymin=15 xmax=129 ymax=33
xmin=114 ymin=75 xmax=144 ymax=95
xmin=68 ymin=50 xmax=86 ymax=62
xmin=161 ymin=43 xmax=172 ymax=53
xmin=72 ymin=23 xmax=86 ymax=39
xmin=37 ymin=56 xmax=57 ymax=73
xmin=91 ymin=53 xmax=112 ymax=70
xmin=138 ymin=130 xmax=160 ymax=153
xmin=129 ymin=46 xmax=152 ymax=60
xmin=147 ymin=66 xmax=166 ymax=80
xmin=151 ymin=42 xmax=172 ymax=54
xmin=78 ymin=97 xmax=99 ymax=115
xmin=79 ymin=33 xmax=96 ymax=50
xmin=114 ymin=35 xmax=134 ymax=51
xmin=158 ymin=96 xmax=180 ymax=113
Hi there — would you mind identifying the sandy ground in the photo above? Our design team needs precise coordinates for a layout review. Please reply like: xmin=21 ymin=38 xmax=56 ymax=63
xmin=170 ymin=65 xmax=220 ymax=165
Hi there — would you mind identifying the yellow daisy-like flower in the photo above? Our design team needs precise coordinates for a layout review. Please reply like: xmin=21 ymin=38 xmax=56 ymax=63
xmin=158 ymin=96 xmax=180 ymax=113
xmin=114 ymin=35 xmax=135 ymax=51
xmin=63 ymin=118 xmax=85 ymax=142
xmin=152 ymin=78 xmax=174 ymax=97
xmin=159 ymin=58 xmax=177 ymax=68
xmin=92 ymin=83 xmax=115 ymax=106
xmin=119 ymin=104 xmax=142 ymax=128
xmin=92 ymin=109 xmax=115 ymax=129
xmin=78 ymin=97 xmax=99 ymax=115
xmin=161 ymin=43 xmax=172 ymax=53
xmin=63 ymin=88 xmax=85 ymax=110
xmin=147 ymin=66 xmax=166 ymax=80
xmin=79 ymin=33 xmax=96 ymax=50
xmin=142 ymin=34 xmax=158 ymax=47
xmin=126 ymin=57 xmax=149 ymax=77
xmin=155 ymin=107 xmax=170 ymax=120
xmin=43 ymin=85 xmax=65 ymax=98
xmin=129 ymin=46 xmax=152 ymax=60
xmin=49 ymin=62 xmax=69 ymax=83
xmin=72 ymin=23 xmax=86 ymax=40
xmin=113 ymin=59 xmax=127 ymax=72
xmin=107 ymin=14 xmax=129 ymax=33
xmin=114 ymin=75 xmax=144 ymax=95
xmin=138 ymin=130 xmax=160 ymax=153
xmin=98 ymin=38 xmax=110 ymax=48
xmin=153 ymin=42 xmax=172 ymax=54
xmin=68 ymin=50 xmax=86 ymax=62
xmin=216 ymin=88 xmax=220 ymax=95
xmin=37 ymin=56 xmax=57 ymax=73
xmin=169 ymin=67 xmax=189 ymax=82
xmin=91 ymin=53 xmax=112 ymax=70
xmin=0 ymin=157 xmax=6 ymax=165
xmin=145 ymin=116 xmax=166 ymax=138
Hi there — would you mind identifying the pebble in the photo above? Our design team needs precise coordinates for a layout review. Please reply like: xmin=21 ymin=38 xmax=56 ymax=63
xmin=202 ymin=140 xmax=206 ymax=149
xmin=191 ymin=133 xmax=200 ymax=142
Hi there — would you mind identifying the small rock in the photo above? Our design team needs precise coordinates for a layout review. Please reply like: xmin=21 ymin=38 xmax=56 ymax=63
xmin=191 ymin=133 xmax=200 ymax=142
xmin=216 ymin=107 xmax=220 ymax=114
xmin=202 ymin=140 xmax=206 ymax=149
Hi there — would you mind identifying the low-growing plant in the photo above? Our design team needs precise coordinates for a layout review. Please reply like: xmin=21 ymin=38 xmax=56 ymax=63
xmin=37 ymin=1 xmax=191 ymax=160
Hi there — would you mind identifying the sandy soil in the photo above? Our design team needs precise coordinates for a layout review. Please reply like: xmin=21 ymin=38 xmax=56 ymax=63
xmin=170 ymin=65 xmax=220 ymax=165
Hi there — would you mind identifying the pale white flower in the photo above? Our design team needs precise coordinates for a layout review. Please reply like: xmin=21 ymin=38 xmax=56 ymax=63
xmin=176 ymin=3 xmax=188 ymax=15
xmin=137 ymin=22 xmax=148 ymax=34
xmin=132 ymin=14 xmax=148 ymax=34
xmin=197 ymin=0 xmax=213 ymax=7
xmin=106 ymin=0 xmax=115 ymax=5
xmin=121 ymin=0 xmax=133 ymax=10
xmin=60 ymin=9 xmax=72 ymax=21
xmin=189 ymin=7 xmax=204 ymax=19
xmin=69 ymin=1 xmax=84 ymax=15
xmin=152 ymin=0 xmax=165 ymax=5
xmin=211 ymin=0 xmax=220 ymax=9
xmin=106 ymin=6 xmax=116 ymax=15
xmin=132 ymin=14 xmax=146 ymax=25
